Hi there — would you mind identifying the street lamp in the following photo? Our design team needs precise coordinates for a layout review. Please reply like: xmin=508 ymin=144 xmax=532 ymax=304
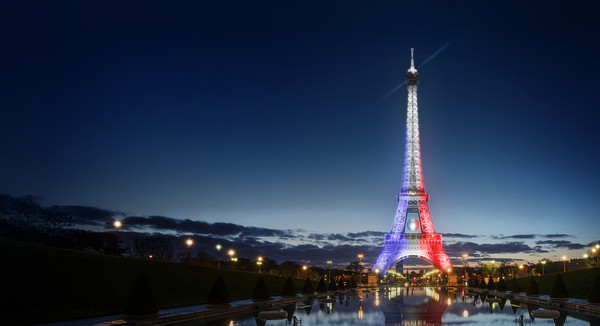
xmin=592 ymin=247 xmax=599 ymax=267
xmin=327 ymin=260 xmax=333 ymax=281
xmin=216 ymin=244 xmax=222 ymax=268
xmin=186 ymin=239 xmax=193 ymax=263
xmin=257 ymin=256 xmax=263 ymax=273
xmin=358 ymin=254 xmax=364 ymax=267
xmin=462 ymin=254 xmax=468 ymax=285
xmin=562 ymin=255 xmax=567 ymax=272
xmin=113 ymin=220 xmax=122 ymax=255
xmin=541 ymin=260 xmax=546 ymax=275
xmin=228 ymin=249 xmax=235 ymax=269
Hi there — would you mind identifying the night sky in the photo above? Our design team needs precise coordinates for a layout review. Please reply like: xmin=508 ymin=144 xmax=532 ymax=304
xmin=2 ymin=1 xmax=599 ymax=266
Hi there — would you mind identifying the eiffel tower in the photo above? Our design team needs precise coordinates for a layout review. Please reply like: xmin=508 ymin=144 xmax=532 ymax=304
xmin=372 ymin=49 xmax=452 ymax=274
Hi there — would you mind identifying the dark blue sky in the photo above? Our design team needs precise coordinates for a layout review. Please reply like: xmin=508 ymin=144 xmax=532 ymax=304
xmin=2 ymin=1 xmax=599 ymax=264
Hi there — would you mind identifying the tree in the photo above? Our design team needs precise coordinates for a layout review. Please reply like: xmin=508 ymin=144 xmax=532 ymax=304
xmin=346 ymin=261 xmax=362 ymax=272
xmin=301 ymin=277 xmax=314 ymax=294
xmin=9 ymin=196 xmax=41 ymax=240
xmin=589 ymin=274 xmax=600 ymax=304
xmin=481 ymin=262 xmax=500 ymax=279
xmin=550 ymin=274 xmax=569 ymax=300
xmin=471 ymin=277 xmax=479 ymax=288
xmin=526 ymin=276 xmax=540 ymax=296
xmin=316 ymin=277 xmax=327 ymax=293
xmin=487 ymin=277 xmax=496 ymax=290
xmin=123 ymin=274 xmax=158 ymax=316
xmin=131 ymin=235 xmax=174 ymax=261
xmin=281 ymin=276 xmax=296 ymax=297
xmin=497 ymin=278 xmax=508 ymax=291
xmin=279 ymin=261 xmax=301 ymax=277
xmin=40 ymin=208 xmax=74 ymax=239
xmin=252 ymin=276 xmax=270 ymax=301
xmin=328 ymin=278 xmax=338 ymax=292
xmin=207 ymin=275 xmax=230 ymax=305
xmin=510 ymin=278 xmax=521 ymax=292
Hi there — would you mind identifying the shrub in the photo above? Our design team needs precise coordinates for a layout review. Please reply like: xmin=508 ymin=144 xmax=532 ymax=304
xmin=550 ymin=274 xmax=569 ymax=299
xmin=496 ymin=278 xmax=507 ymax=291
xmin=526 ymin=276 xmax=540 ymax=296
xmin=350 ymin=278 xmax=357 ymax=288
xmin=281 ymin=276 xmax=296 ymax=297
xmin=479 ymin=279 xmax=487 ymax=289
xmin=301 ymin=277 xmax=314 ymax=294
xmin=316 ymin=277 xmax=327 ymax=293
xmin=328 ymin=278 xmax=338 ymax=292
xmin=337 ymin=278 xmax=345 ymax=290
xmin=588 ymin=274 xmax=600 ymax=303
xmin=510 ymin=278 xmax=521 ymax=292
xmin=252 ymin=276 xmax=270 ymax=300
xmin=123 ymin=274 xmax=158 ymax=316
xmin=207 ymin=275 xmax=230 ymax=304
xmin=487 ymin=277 xmax=496 ymax=290
xmin=470 ymin=277 xmax=479 ymax=288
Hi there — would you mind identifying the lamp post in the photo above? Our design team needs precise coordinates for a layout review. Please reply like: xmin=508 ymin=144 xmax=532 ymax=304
xmin=113 ymin=220 xmax=122 ymax=255
xmin=228 ymin=249 xmax=235 ymax=269
xmin=462 ymin=254 xmax=468 ymax=285
xmin=562 ymin=255 xmax=567 ymax=272
xmin=592 ymin=245 xmax=599 ymax=267
xmin=186 ymin=239 xmax=193 ymax=263
xmin=302 ymin=265 xmax=308 ymax=278
xmin=257 ymin=256 xmax=263 ymax=273
xmin=327 ymin=260 xmax=332 ymax=281
xmin=358 ymin=254 xmax=364 ymax=268
xmin=541 ymin=260 xmax=546 ymax=275
xmin=216 ymin=244 xmax=222 ymax=268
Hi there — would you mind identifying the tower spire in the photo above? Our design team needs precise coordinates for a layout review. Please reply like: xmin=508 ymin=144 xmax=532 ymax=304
xmin=410 ymin=48 xmax=414 ymax=68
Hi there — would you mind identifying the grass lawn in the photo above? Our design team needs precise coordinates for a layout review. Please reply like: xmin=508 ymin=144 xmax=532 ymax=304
xmin=0 ymin=240 xmax=311 ymax=324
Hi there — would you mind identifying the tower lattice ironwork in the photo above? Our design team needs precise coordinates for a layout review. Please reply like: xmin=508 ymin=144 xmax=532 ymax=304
xmin=372 ymin=49 xmax=452 ymax=274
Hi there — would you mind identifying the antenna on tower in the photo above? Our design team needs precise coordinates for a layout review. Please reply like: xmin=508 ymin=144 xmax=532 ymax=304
xmin=410 ymin=48 xmax=415 ymax=68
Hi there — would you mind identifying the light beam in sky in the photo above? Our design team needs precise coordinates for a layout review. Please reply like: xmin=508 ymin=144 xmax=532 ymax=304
xmin=376 ymin=42 xmax=452 ymax=103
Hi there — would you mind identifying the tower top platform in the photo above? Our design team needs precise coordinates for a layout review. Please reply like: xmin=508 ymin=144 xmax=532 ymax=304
xmin=406 ymin=48 xmax=419 ymax=86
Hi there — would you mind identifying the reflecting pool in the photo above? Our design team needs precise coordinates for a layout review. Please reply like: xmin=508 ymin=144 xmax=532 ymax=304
xmin=178 ymin=287 xmax=599 ymax=325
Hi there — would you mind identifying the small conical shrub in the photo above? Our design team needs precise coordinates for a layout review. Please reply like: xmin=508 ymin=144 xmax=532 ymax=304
xmin=550 ymin=274 xmax=569 ymax=300
xmin=487 ymin=277 xmax=496 ymax=290
xmin=337 ymin=278 xmax=345 ymax=290
xmin=328 ymin=278 xmax=338 ymax=292
xmin=588 ymin=274 xmax=600 ymax=303
xmin=207 ymin=275 xmax=230 ymax=304
xmin=510 ymin=278 xmax=521 ymax=292
xmin=301 ymin=277 xmax=314 ymax=294
xmin=350 ymin=278 xmax=357 ymax=288
xmin=252 ymin=276 xmax=270 ymax=301
xmin=526 ymin=276 xmax=540 ymax=296
xmin=281 ymin=276 xmax=296 ymax=297
xmin=316 ymin=277 xmax=327 ymax=292
xmin=470 ymin=277 xmax=479 ymax=288
xmin=123 ymin=274 xmax=158 ymax=315
xmin=479 ymin=279 xmax=487 ymax=289
xmin=497 ymin=278 xmax=507 ymax=291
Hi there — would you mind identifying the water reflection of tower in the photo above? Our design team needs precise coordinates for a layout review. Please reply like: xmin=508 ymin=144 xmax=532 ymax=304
xmin=380 ymin=287 xmax=448 ymax=326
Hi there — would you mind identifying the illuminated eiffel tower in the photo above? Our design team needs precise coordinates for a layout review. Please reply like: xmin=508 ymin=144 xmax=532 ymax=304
xmin=372 ymin=49 xmax=452 ymax=274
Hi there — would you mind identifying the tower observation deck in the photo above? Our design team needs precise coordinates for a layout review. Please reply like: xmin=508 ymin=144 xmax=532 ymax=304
xmin=372 ymin=49 xmax=452 ymax=274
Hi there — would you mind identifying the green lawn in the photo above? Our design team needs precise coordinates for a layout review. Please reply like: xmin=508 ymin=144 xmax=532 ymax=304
xmin=0 ymin=240 xmax=310 ymax=324
xmin=509 ymin=267 xmax=600 ymax=299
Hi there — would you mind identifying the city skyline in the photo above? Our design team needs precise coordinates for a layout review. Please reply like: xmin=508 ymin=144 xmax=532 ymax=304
xmin=1 ymin=2 xmax=599 ymax=266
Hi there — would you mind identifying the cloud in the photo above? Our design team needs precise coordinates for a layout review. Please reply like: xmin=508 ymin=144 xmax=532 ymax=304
xmin=535 ymin=240 xmax=586 ymax=250
xmin=444 ymin=241 xmax=535 ymax=257
xmin=442 ymin=233 xmax=478 ymax=238
xmin=60 ymin=205 xmax=122 ymax=226
xmin=544 ymin=234 xmax=572 ymax=239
